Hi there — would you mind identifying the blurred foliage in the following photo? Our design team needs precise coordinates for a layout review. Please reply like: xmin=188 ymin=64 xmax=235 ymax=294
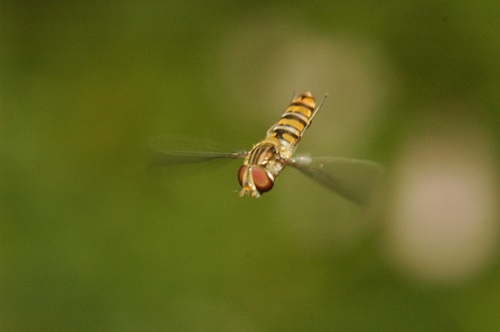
xmin=1 ymin=0 xmax=499 ymax=331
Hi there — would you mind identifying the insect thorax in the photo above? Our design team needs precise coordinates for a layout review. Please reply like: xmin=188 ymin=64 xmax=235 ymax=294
xmin=245 ymin=139 xmax=289 ymax=177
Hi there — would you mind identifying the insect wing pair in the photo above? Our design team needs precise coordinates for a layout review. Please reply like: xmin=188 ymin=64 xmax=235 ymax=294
xmin=151 ymin=92 xmax=383 ymax=205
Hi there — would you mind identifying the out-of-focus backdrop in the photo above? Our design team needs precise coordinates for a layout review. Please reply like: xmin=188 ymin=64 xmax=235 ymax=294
xmin=1 ymin=1 xmax=499 ymax=331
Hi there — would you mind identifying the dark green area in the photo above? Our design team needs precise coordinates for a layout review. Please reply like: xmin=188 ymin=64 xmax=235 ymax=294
xmin=1 ymin=0 xmax=499 ymax=331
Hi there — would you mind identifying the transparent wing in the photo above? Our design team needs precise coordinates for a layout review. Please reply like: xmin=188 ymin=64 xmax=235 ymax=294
xmin=288 ymin=156 xmax=385 ymax=205
xmin=149 ymin=136 xmax=247 ymax=166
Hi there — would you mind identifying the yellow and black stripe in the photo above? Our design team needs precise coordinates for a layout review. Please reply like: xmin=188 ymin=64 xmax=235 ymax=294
xmin=238 ymin=91 xmax=327 ymax=197
xmin=266 ymin=92 xmax=321 ymax=148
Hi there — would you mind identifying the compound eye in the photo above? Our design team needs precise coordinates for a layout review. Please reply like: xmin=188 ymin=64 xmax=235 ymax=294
xmin=237 ymin=165 xmax=274 ymax=193
xmin=251 ymin=166 xmax=274 ymax=193
xmin=237 ymin=165 xmax=247 ymax=186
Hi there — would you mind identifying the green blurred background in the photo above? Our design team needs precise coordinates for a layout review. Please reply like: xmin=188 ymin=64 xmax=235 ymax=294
xmin=1 ymin=0 xmax=499 ymax=331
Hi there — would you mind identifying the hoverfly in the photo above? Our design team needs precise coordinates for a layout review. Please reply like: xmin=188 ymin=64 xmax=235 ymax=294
xmin=151 ymin=92 xmax=384 ymax=205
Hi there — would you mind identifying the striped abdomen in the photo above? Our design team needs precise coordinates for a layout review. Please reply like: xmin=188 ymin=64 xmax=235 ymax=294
xmin=266 ymin=92 xmax=318 ymax=150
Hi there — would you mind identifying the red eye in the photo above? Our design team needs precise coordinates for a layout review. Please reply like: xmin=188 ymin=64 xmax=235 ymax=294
xmin=237 ymin=165 xmax=247 ymax=186
xmin=251 ymin=167 xmax=274 ymax=193
xmin=237 ymin=165 xmax=274 ymax=193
